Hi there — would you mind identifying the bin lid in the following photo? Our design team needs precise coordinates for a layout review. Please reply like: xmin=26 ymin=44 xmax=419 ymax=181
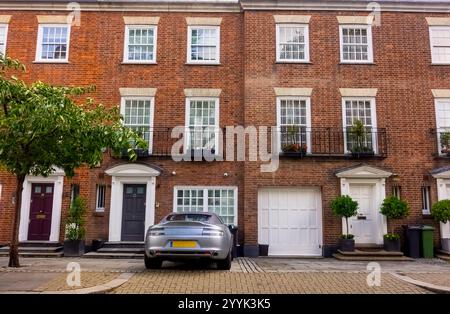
xmin=407 ymin=225 xmax=422 ymax=230
xmin=421 ymin=225 xmax=435 ymax=231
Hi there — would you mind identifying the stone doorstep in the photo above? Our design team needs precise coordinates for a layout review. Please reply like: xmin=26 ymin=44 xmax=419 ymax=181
xmin=337 ymin=249 xmax=404 ymax=256
xmin=83 ymin=252 xmax=144 ymax=259
xmin=333 ymin=253 xmax=413 ymax=261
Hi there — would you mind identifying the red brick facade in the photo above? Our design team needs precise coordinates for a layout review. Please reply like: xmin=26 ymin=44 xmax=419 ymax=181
xmin=0 ymin=0 xmax=449 ymax=256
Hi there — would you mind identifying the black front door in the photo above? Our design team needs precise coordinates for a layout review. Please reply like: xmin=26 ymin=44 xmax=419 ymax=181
xmin=121 ymin=184 xmax=146 ymax=241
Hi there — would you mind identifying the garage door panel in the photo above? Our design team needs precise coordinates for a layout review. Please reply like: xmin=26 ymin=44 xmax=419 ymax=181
xmin=258 ymin=188 xmax=323 ymax=256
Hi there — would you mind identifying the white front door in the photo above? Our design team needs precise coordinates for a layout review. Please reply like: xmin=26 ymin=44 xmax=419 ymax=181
xmin=258 ymin=187 xmax=323 ymax=256
xmin=348 ymin=184 xmax=378 ymax=244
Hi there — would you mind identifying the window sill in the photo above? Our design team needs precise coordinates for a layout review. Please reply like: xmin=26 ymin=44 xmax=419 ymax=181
xmin=185 ymin=62 xmax=221 ymax=66
xmin=422 ymin=213 xmax=433 ymax=219
xmin=431 ymin=63 xmax=450 ymax=66
xmin=93 ymin=211 xmax=105 ymax=217
xmin=121 ymin=61 xmax=157 ymax=65
xmin=276 ymin=61 xmax=312 ymax=64
xmin=339 ymin=62 xmax=375 ymax=65
xmin=33 ymin=60 xmax=70 ymax=64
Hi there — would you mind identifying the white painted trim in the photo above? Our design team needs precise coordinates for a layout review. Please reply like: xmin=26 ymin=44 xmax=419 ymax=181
xmin=185 ymin=17 xmax=222 ymax=26
xmin=173 ymin=186 xmax=238 ymax=226
xmin=0 ymin=15 xmax=11 ymax=23
xmin=339 ymin=177 xmax=388 ymax=245
xmin=123 ymin=25 xmax=157 ymax=64
xmin=274 ymin=87 xmax=313 ymax=97
xmin=18 ymin=171 xmax=65 ymax=242
xmin=0 ymin=24 xmax=9 ymax=56
xmin=275 ymin=23 xmax=310 ymax=63
xmin=429 ymin=26 xmax=450 ymax=65
xmin=276 ymin=96 xmax=312 ymax=154
xmin=336 ymin=165 xmax=392 ymax=179
xmin=434 ymin=98 xmax=450 ymax=156
xmin=426 ymin=17 xmax=450 ymax=26
xmin=274 ymin=15 xmax=311 ymax=24
xmin=184 ymin=97 xmax=220 ymax=154
xmin=123 ymin=16 xmax=160 ymax=25
xmin=339 ymin=24 xmax=374 ymax=64
xmin=337 ymin=15 xmax=374 ymax=25
xmin=35 ymin=23 xmax=71 ymax=63
xmin=341 ymin=97 xmax=378 ymax=154
xmin=120 ymin=96 xmax=155 ymax=154
xmin=434 ymin=178 xmax=450 ymax=239
xmin=108 ymin=176 xmax=157 ymax=241
xmin=186 ymin=25 xmax=221 ymax=65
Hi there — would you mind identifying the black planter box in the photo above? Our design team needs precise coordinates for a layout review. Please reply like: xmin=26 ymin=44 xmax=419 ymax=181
xmin=64 ymin=240 xmax=86 ymax=257
xmin=259 ymin=244 xmax=269 ymax=256
xmin=383 ymin=238 xmax=401 ymax=252
xmin=281 ymin=151 xmax=306 ymax=158
xmin=351 ymin=151 xmax=375 ymax=158
xmin=339 ymin=238 xmax=355 ymax=252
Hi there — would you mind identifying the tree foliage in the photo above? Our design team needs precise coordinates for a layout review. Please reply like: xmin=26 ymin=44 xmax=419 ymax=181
xmin=65 ymin=196 xmax=87 ymax=241
xmin=331 ymin=195 xmax=358 ymax=238
xmin=380 ymin=196 xmax=410 ymax=236
xmin=431 ymin=199 xmax=450 ymax=224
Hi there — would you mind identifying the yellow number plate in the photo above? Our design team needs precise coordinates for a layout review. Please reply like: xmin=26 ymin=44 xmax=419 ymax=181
xmin=171 ymin=241 xmax=197 ymax=248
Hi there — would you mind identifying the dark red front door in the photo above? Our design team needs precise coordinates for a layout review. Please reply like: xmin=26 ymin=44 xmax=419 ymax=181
xmin=28 ymin=183 xmax=54 ymax=241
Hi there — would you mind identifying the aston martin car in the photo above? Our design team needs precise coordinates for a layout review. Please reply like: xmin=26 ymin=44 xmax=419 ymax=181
xmin=144 ymin=212 xmax=234 ymax=270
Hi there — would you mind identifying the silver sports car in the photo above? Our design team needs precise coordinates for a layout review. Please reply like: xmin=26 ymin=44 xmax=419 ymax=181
xmin=144 ymin=212 xmax=234 ymax=270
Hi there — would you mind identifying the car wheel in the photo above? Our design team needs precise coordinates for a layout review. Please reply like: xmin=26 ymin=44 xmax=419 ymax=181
xmin=217 ymin=251 xmax=232 ymax=270
xmin=144 ymin=255 xmax=162 ymax=269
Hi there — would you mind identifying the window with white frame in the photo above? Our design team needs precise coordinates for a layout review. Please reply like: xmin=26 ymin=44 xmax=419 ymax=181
xmin=121 ymin=97 xmax=154 ymax=149
xmin=392 ymin=185 xmax=401 ymax=199
xmin=429 ymin=27 xmax=450 ymax=64
xmin=276 ymin=24 xmax=309 ymax=62
xmin=435 ymin=99 xmax=450 ymax=155
xmin=174 ymin=187 xmax=237 ymax=225
xmin=277 ymin=97 xmax=311 ymax=153
xmin=186 ymin=98 xmax=219 ymax=151
xmin=95 ymin=185 xmax=106 ymax=212
xmin=339 ymin=25 xmax=373 ymax=63
xmin=342 ymin=98 xmax=377 ymax=153
xmin=35 ymin=24 xmax=70 ymax=62
xmin=124 ymin=25 xmax=157 ymax=63
xmin=422 ymin=186 xmax=431 ymax=215
xmin=0 ymin=24 xmax=8 ymax=55
xmin=187 ymin=26 xmax=220 ymax=64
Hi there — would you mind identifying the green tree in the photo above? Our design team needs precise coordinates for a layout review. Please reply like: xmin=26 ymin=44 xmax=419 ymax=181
xmin=0 ymin=55 xmax=146 ymax=267
xmin=380 ymin=196 xmax=410 ymax=237
xmin=65 ymin=196 xmax=87 ymax=241
xmin=431 ymin=199 xmax=450 ymax=224
xmin=331 ymin=195 xmax=358 ymax=239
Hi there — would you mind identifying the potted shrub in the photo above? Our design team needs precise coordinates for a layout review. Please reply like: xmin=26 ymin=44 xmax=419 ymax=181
xmin=380 ymin=196 xmax=410 ymax=252
xmin=331 ymin=195 xmax=358 ymax=252
xmin=431 ymin=199 xmax=450 ymax=252
xmin=281 ymin=126 xmax=307 ymax=157
xmin=64 ymin=196 xmax=87 ymax=257
xmin=348 ymin=120 xmax=375 ymax=158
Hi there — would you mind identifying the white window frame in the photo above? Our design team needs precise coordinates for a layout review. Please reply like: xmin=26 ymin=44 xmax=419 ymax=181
xmin=120 ymin=96 xmax=155 ymax=154
xmin=429 ymin=26 xmax=450 ymax=65
xmin=276 ymin=96 xmax=312 ymax=153
xmin=422 ymin=186 xmax=431 ymax=215
xmin=434 ymin=98 xmax=450 ymax=155
xmin=35 ymin=23 xmax=71 ymax=63
xmin=184 ymin=97 xmax=220 ymax=154
xmin=123 ymin=24 xmax=157 ymax=64
xmin=173 ymin=186 xmax=238 ymax=225
xmin=341 ymin=97 xmax=378 ymax=154
xmin=186 ymin=25 xmax=220 ymax=65
xmin=0 ymin=24 xmax=9 ymax=56
xmin=95 ymin=184 xmax=106 ymax=213
xmin=275 ymin=24 xmax=310 ymax=63
xmin=339 ymin=24 xmax=373 ymax=64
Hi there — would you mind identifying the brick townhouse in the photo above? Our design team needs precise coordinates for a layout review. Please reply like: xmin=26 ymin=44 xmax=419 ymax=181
xmin=0 ymin=0 xmax=449 ymax=257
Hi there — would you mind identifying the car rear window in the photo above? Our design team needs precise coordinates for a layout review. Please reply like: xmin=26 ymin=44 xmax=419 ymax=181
xmin=165 ymin=213 xmax=213 ymax=223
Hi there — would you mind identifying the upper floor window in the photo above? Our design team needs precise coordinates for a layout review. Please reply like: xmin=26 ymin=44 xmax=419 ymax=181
xmin=0 ymin=24 xmax=8 ymax=55
xmin=187 ymin=26 xmax=220 ymax=64
xmin=276 ymin=24 xmax=309 ymax=62
xmin=276 ymin=97 xmax=311 ymax=154
xmin=185 ymin=98 xmax=219 ymax=152
xmin=120 ymin=96 xmax=154 ymax=151
xmin=339 ymin=25 xmax=373 ymax=63
xmin=429 ymin=26 xmax=450 ymax=65
xmin=435 ymin=98 xmax=450 ymax=155
xmin=35 ymin=24 xmax=70 ymax=62
xmin=123 ymin=25 xmax=157 ymax=63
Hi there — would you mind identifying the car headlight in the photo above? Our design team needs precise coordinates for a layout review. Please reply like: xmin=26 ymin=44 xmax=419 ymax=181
xmin=149 ymin=228 xmax=165 ymax=236
xmin=202 ymin=228 xmax=224 ymax=237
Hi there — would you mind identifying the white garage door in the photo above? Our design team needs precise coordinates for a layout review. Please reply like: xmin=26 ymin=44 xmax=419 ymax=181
xmin=258 ymin=188 xmax=323 ymax=256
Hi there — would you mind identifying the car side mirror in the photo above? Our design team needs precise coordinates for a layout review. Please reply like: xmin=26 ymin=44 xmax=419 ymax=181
xmin=228 ymin=224 xmax=237 ymax=231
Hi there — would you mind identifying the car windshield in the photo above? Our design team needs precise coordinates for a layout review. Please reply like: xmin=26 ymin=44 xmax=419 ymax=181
xmin=165 ymin=213 xmax=213 ymax=223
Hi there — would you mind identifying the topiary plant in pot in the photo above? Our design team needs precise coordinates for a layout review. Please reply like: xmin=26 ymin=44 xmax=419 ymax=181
xmin=380 ymin=196 xmax=410 ymax=252
xmin=331 ymin=195 xmax=358 ymax=252
xmin=431 ymin=199 xmax=450 ymax=252
xmin=64 ymin=196 xmax=87 ymax=257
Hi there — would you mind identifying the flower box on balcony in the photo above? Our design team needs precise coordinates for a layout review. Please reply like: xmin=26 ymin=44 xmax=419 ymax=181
xmin=281 ymin=143 xmax=307 ymax=158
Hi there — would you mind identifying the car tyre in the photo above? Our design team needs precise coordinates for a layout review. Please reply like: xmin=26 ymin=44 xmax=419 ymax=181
xmin=217 ymin=251 xmax=232 ymax=270
xmin=144 ymin=255 xmax=162 ymax=269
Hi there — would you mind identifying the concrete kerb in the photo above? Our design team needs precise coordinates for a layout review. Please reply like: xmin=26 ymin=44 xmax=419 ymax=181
xmin=390 ymin=272 xmax=450 ymax=294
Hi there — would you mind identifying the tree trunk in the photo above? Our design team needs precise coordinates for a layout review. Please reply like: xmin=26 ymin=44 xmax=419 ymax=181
xmin=345 ymin=217 xmax=349 ymax=237
xmin=8 ymin=174 xmax=25 ymax=267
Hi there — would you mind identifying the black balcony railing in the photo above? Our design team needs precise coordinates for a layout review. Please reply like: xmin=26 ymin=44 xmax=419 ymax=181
xmin=277 ymin=127 xmax=387 ymax=158
xmin=431 ymin=129 xmax=450 ymax=158
xmin=118 ymin=126 xmax=387 ymax=159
